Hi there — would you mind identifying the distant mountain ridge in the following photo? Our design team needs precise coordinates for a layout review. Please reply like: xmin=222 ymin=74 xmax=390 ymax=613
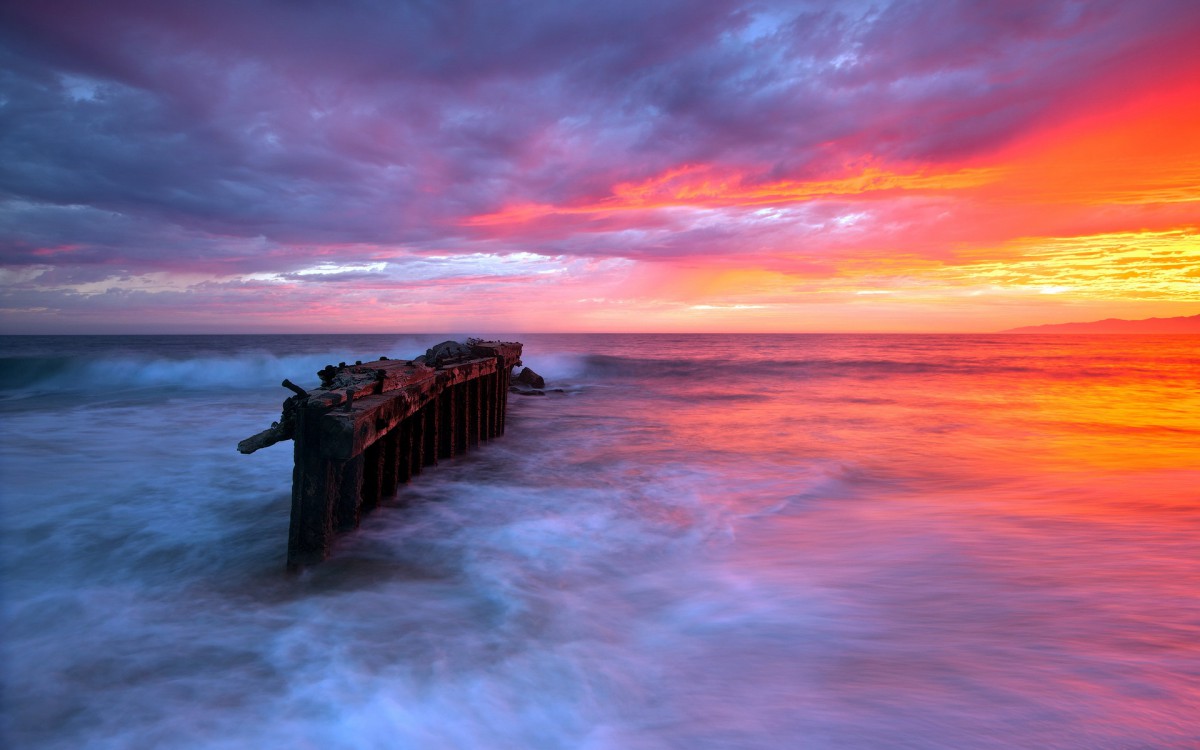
xmin=1002 ymin=314 xmax=1200 ymax=334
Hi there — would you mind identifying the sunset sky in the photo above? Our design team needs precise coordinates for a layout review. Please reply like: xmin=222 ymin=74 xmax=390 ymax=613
xmin=1 ymin=0 xmax=1198 ymax=333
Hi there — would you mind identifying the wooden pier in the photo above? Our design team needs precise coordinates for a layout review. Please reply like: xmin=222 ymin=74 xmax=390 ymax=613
xmin=238 ymin=339 xmax=523 ymax=569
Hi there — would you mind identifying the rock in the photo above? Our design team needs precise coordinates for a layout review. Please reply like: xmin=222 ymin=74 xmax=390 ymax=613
xmin=511 ymin=386 xmax=545 ymax=396
xmin=317 ymin=364 xmax=339 ymax=386
xmin=515 ymin=366 xmax=545 ymax=389
xmin=424 ymin=340 xmax=474 ymax=367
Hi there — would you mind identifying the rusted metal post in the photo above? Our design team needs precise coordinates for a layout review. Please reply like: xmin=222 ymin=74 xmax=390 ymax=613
xmin=287 ymin=404 xmax=335 ymax=570
xmin=423 ymin=398 xmax=437 ymax=468
xmin=454 ymin=383 xmax=467 ymax=454
xmin=379 ymin=431 xmax=399 ymax=498
xmin=467 ymin=378 xmax=479 ymax=447
xmin=333 ymin=455 xmax=364 ymax=532
xmin=438 ymin=387 xmax=453 ymax=459
xmin=361 ymin=441 xmax=383 ymax=512
xmin=394 ymin=420 xmax=412 ymax=486
xmin=499 ymin=365 xmax=510 ymax=435
xmin=492 ymin=370 xmax=502 ymax=437
xmin=480 ymin=372 xmax=492 ymax=442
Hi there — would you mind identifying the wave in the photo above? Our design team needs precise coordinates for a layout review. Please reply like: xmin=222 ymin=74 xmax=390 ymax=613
xmin=0 ymin=351 xmax=340 ymax=399
xmin=0 ymin=334 xmax=465 ymax=400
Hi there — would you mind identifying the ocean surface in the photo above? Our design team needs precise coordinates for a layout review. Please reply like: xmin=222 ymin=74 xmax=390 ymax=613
xmin=1 ymin=333 xmax=1198 ymax=749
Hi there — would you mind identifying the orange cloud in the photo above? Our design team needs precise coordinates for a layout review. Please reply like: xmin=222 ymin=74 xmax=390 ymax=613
xmin=468 ymin=75 xmax=1200 ymax=238
xmin=937 ymin=229 xmax=1200 ymax=301
xmin=463 ymin=163 xmax=999 ymax=226
xmin=982 ymin=79 xmax=1200 ymax=207
xmin=453 ymin=71 xmax=1200 ymax=333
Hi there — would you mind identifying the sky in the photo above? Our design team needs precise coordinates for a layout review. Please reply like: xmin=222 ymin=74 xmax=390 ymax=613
xmin=1 ymin=0 xmax=1198 ymax=334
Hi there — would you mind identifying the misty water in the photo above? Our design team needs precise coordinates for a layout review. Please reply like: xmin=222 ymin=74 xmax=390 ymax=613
xmin=2 ymin=334 xmax=1198 ymax=749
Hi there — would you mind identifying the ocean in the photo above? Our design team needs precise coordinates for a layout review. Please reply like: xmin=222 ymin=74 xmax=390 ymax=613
xmin=1 ymin=333 xmax=1198 ymax=749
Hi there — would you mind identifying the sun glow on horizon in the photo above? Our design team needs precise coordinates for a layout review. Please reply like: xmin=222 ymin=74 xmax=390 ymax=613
xmin=449 ymin=75 xmax=1200 ymax=332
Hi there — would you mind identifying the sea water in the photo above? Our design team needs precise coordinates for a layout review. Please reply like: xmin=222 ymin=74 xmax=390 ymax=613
xmin=1 ymin=333 xmax=1198 ymax=749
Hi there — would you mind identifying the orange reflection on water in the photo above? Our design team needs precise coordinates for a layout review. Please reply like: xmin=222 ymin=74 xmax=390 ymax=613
xmin=578 ymin=336 xmax=1200 ymax=526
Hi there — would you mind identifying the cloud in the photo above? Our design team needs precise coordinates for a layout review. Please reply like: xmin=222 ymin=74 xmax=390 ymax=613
xmin=1 ymin=0 xmax=1198 ymax=331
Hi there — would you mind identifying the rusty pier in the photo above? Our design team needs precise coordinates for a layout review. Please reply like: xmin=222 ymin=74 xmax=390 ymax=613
xmin=239 ymin=339 xmax=523 ymax=569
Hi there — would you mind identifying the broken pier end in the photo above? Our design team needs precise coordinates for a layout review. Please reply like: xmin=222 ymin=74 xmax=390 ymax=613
xmin=239 ymin=339 xmax=523 ymax=570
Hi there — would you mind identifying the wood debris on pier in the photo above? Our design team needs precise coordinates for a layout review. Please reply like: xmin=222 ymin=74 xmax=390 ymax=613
xmin=239 ymin=339 xmax=523 ymax=569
